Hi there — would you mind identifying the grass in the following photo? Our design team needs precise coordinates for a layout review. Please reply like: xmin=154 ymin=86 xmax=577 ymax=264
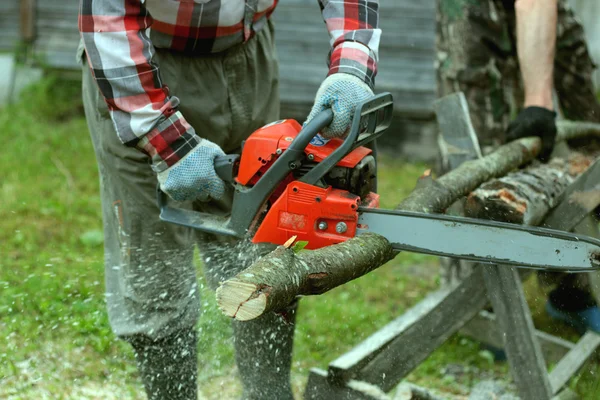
xmin=1 ymin=74 xmax=599 ymax=399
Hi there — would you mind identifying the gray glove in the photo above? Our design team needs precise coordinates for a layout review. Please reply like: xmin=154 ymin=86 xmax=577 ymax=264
xmin=157 ymin=139 xmax=226 ymax=202
xmin=305 ymin=73 xmax=374 ymax=139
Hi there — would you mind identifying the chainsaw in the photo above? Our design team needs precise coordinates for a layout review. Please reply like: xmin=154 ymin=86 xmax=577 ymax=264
xmin=158 ymin=93 xmax=600 ymax=272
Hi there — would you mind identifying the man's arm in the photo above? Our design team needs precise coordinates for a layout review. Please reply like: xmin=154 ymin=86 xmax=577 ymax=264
xmin=318 ymin=0 xmax=381 ymax=87
xmin=507 ymin=0 xmax=558 ymax=160
xmin=305 ymin=0 xmax=382 ymax=138
xmin=79 ymin=0 xmax=201 ymax=171
xmin=79 ymin=0 xmax=225 ymax=202
xmin=515 ymin=0 xmax=558 ymax=110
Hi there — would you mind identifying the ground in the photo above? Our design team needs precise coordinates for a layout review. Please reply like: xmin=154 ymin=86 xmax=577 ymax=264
xmin=1 ymin=74 xmax=600 ymax=399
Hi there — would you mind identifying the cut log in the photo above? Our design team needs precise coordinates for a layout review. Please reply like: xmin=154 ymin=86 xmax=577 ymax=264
xmin=217 ymin=138 xmax=541 ymax=320
xmin=217 ymin=232 xmax=395 ymax=321
xmin=464 ymin=153 xmax=595 ymax=225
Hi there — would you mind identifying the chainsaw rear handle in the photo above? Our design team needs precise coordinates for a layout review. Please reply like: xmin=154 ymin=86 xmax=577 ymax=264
xmin=157 ymin=92 xmax=394 ymax=238
xmin=156 ymin=108 xmax=335 ymax=237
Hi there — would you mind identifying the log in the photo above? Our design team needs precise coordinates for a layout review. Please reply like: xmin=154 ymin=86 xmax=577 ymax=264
xmin=557 ymin=120 xmax=600 ymax=141
xmin=217 ymin=138 xmax=541 ymax=320
xmin=465 ymin=153 xmax=595 ymax=225
xmin=395 ymin=137 xmax=541 ymax=213
xmin=217 ymin=232 xmax=395 ymax=321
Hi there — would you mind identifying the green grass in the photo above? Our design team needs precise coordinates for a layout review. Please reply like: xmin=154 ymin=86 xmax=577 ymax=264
xmin=1 ymin=74 xmax=599 ymax=399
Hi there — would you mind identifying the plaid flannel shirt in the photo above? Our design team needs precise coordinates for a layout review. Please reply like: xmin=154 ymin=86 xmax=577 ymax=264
xmin=79 ymin=0 xmax=381 ymax=171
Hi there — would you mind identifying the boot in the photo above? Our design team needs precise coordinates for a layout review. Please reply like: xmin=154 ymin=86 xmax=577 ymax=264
xmin=130 ymin=328 xmax=198 ymax=400
xmin=232 ymin=301 xmax=298 ymax=400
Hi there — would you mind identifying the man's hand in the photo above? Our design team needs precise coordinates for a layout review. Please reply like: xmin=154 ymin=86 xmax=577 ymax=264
xmin=157 ymin=139 xmax=226 ymax=202
xmin=305 ymin=73 xmax=374 ymax=139
xmin=506 ymin=106 xmax=557 ymax=161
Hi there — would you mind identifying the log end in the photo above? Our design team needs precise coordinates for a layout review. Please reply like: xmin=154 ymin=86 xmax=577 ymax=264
xmin=216 ymin=279 xmax=269 ymax=321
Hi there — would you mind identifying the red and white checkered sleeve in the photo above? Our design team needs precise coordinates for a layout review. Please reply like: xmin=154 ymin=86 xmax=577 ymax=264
xmin=318 ymin=0 xmax=381 ymax=88
xmin=78 ymin=0 xmax=200 ymax=172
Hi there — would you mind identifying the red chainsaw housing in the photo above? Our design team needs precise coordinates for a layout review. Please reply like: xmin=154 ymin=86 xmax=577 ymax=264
xmin=253 ymin=182 xmax=379 ymax=249
xmin=236 ymin=119 xmax=379 ymax=249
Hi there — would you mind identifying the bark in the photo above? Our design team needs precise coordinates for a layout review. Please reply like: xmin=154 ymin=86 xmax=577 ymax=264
xmin=557 ymin=120 xmax=600 ymax=141
xmin=464 ymin=153 xmax=594 ymax=225
xmin=396 ymin=137 xmax=541 ymax=213
xmin=465 ymin=153 xmax=593 ymax=225
xmin=217 ymin=138 xmax=544 ymax=320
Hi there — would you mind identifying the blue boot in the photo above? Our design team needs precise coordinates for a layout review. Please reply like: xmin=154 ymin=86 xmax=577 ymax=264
xmin=545 ymin=300 xmax=600 ymax=334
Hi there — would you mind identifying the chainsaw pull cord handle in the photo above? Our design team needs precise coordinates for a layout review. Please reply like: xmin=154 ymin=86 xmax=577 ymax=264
xmin=299 ymin=92 xmax=394 ymax=186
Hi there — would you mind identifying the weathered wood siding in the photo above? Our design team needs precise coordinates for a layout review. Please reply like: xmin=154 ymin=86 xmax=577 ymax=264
xmin=34 ymin=2 xmax=80 ymax=69
xmin=0 ymin=2 xmax=21 ymax=51
xmin=0 ymin=0 xmax=439 ymax=158
xmin=0 ymin=0 xmax=437 ymax=115
xmin=274 ymin=0 xmax=436 ymax=119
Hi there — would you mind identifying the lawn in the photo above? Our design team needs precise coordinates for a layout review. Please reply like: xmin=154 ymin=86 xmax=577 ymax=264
xmin=1 ymin=74 xmax=599 ymax=399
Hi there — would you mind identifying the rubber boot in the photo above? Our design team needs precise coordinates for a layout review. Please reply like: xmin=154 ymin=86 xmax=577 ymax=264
xmin=546 ymin=286 xmax=600 ymax=334
xmin=130 ymin=328 xmax=198 ymax=400
xmin=231 ymin=301 xmax=298 ymax=400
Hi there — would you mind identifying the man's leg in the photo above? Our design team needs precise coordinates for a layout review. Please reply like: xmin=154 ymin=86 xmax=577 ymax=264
xmin=81 ymin=59 xmax=200 ymax=400
xmin=161 ymin=20 xmax=295 ymax=398
xmin=540 ymin=0 xmax=600 ymax=332
xmin=200 ymin=240 xmax=297 ymax=400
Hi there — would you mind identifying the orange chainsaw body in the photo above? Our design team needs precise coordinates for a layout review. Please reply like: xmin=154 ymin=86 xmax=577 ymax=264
xmin=236 ymin=119 xmax=379 ymax=249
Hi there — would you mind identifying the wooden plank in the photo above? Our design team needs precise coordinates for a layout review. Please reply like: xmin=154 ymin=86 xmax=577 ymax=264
xmin=482 ymin=265 xmax=553 ymax=400
xmin=304 ymin=368 xmax=390 ymax=400
xmin=329 ymin=269 xmax=488 ymax=392
xmin=434 ymin=92 xmax=482 ymax=170
xmin=461 ymin=311 xmax=575 ymax=365
xmin=549 ymin=331 xmax=600 ymax=394
xmin=551 ymin=388 xmax=579 ymax=400
xmin=20 ymin=0 xmax=36 ymax=41
xmin=542 ymin=158 xmax=600 ymax=231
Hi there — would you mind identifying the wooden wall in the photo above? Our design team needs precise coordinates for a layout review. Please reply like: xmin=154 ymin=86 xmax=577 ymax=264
xmin=0 ymin=0 xmax=439 ymax=158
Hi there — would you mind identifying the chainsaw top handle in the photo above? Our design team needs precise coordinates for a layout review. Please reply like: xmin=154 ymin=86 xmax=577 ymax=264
xmin=157 ymin=92 xmax=394 ymax=238
xmin=299 ymin=92 xmax=393 ymax=185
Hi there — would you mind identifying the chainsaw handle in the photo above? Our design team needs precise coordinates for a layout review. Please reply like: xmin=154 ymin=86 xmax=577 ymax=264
xmin=288 ymin=109 xmax=334 ymax=152
xmin=156 ymin=109 xmax=335 ymax=237
xmin=300 ymin=92 xmax=394 ymax=186
xmin=214 ymin=154 xmax=240 ymax=183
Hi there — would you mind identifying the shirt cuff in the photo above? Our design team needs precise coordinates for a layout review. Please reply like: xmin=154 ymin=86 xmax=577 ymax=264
xmin=328 ymin=41 xmax=378 ymax=89
xmin=135 ymin=110 xmax=202 ymax=173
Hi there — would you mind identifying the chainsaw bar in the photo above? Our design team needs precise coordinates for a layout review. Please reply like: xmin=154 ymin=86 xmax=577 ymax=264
xmin=356 ymin=208 xmax=600 ymax=272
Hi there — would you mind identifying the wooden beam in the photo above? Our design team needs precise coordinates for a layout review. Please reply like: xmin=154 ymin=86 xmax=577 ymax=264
xmin=542 ymin=158 xmax=600 ymax=231
xmin=328 ymin=269 xmax=487 ymax=392
xmin=549 ymin=332 xmax=600 ymax=394
xmin=551 ymin=388 xmax=580 ymax=400
xmin=304 ymin=368 xmax=390 ymax=400
xmin=434 ymin=92 xmax=482 ymax=171
xmin=461 ymin=311 xmax=575 ymax=365
xmin=482 ymin=265 xmax=553 ymax=400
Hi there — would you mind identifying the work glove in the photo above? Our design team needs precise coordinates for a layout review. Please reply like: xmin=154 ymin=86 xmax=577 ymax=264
xmin=156 ymin=139 xmax=226 ymax=202
xmin=305 ymin=73 xmax=374 ymax=139
xmin=506 ymin=106 xmax=557 ymax=162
